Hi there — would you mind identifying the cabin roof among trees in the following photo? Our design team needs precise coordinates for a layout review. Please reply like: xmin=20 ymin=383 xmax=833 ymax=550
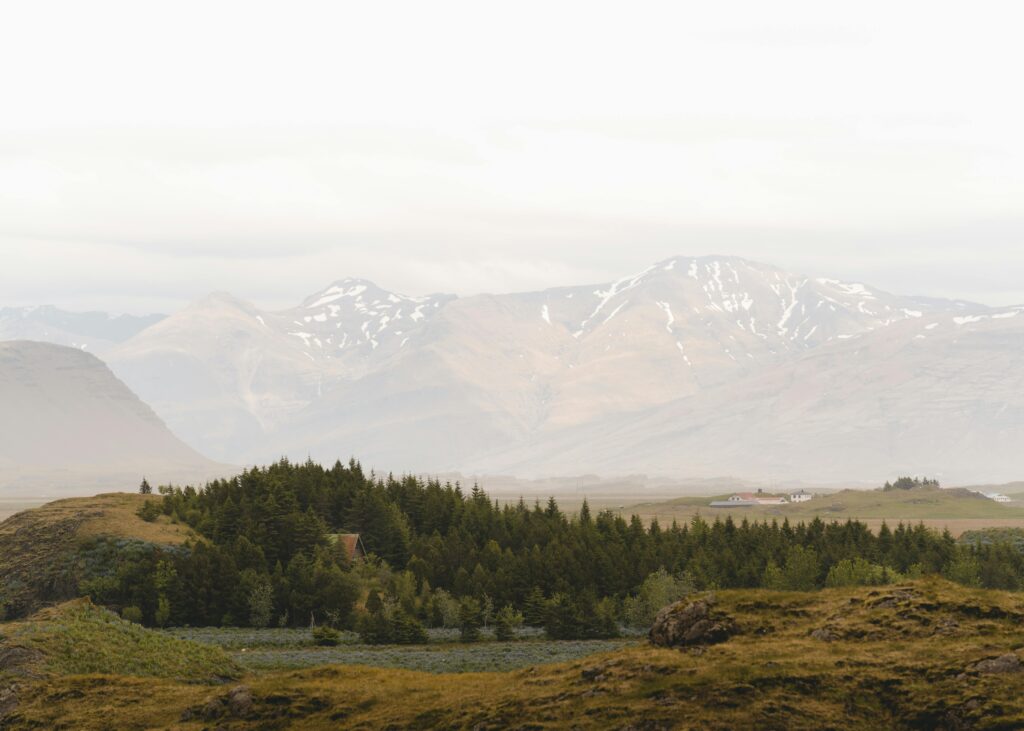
xmin=330 ymin=533 xmax=366 ymax=561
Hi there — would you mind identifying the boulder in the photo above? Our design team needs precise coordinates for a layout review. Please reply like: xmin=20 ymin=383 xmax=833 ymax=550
xmin=649 ymin=598 xmax=737 ymax=648
xmin=973 ymin=653 xmax=1021 ymax=675
xmin=810 ymin=627 xmax=840 ymax=642
xmin=227 ymin=685 xmax=254 ymax=716
xmin=0 ymin=683 xmax=18 ymax=719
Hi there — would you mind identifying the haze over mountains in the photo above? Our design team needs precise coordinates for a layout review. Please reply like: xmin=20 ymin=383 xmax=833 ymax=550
xmin=0 ymin=341 xmax=224 ymax=493
xmin=4 ymin=255 xmax=1023 ymax=487
xmin=0 ymin=306 xmax=164 ymax=355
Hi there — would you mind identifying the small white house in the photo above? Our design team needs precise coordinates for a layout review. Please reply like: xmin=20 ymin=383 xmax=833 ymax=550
xmin=709 ymin=494 xmax=758 ymax=507
xmin=790 ymin=489 xmax=813 ymax=503
xmin=985 ymin=493 xmax=1012 ymax=503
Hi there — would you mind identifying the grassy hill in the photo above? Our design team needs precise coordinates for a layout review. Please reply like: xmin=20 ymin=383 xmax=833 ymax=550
xmin=0 ymin=598 xmax=239 ymax=681
xmin=626 ymin=485 xmax=1024 ymax=536
xmin=0 ymin=493 xmax=198 ymax=618
xmin=3 ymin=578 xmax=1023 ymax=729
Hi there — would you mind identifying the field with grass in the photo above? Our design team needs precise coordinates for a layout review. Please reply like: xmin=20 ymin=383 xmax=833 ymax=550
xmin=0 ymin=598 xmax=240 ymax=681
xmin=4 ymin=578 xmax=1024 ymax=729
xmin=166 ymin=625 xmax=637 ymax=674
xmin=625 ymin=485 xmax=1024 ymax=536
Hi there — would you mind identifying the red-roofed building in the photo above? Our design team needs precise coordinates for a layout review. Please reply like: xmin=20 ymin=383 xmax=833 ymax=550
xmin=330 ymin=533 xmax=367 ymax=562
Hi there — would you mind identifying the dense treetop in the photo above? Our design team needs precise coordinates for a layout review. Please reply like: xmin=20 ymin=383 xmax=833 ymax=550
xmin=59 ymin=459 xmax=1024 ymax=631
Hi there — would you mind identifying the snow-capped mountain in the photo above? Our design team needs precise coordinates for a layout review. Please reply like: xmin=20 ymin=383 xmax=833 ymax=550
xmin=463 ymin=301 xmax=1024 ymax=483
xmin=274 ymin=278 xmax=455 ymax=365
xmin=7 ymin=255 xmax=1021 ymax=483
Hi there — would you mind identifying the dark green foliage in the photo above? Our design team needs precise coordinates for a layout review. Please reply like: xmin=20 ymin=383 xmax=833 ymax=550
xmin=493 ymin=604 xmax=522 ymax=641
xmin=69 ymin=459 xmax=1024 ymax=631
xmin=392 ymin=611 xmax=429 ymax=644
xmin=459 ymin=597 xmax=483 ymax=642
xmin=356 ymin=608 xmax=428 ymax=645
xmin=139 ymin=478 xmax=152 ymax=495
xmin=311 ymin=625 xmax=342 ymax=646
xmin=122 ymin=605 xmax=143 ymax=623
xmin=883 ymin=476 xmax=940 ymax=491
xmin=960 ymin=528 xmax=1024 ymax=551
xmin=763 ymin=545 xmax=820 ymax=591
xmin=136 ymin=501 xmax=162 ymax=522
xmin=543 ymin=593 xmax=619 ymax=639
xmin=522 ymin=587 xmax=548 ymax=627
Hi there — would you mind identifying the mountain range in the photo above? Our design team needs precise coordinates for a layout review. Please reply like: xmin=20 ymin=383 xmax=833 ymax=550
xmin=3 ymin=255 xmax=1022 ymax=486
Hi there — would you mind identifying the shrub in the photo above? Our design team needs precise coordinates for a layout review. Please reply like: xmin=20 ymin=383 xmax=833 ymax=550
xmin=494 ymin=605 xmax=523 ymax=641
xmin=623 ymin=569 xmax=695 ymax=628
xmin=459 ymin=597 xmax=483 ymax=642
xmin=764 ymin=545 xmax=820 ymax=591
xmin=122 ymin=606 xmax=144 ymax=624
xmin=544 ymin=593 xmax=620 ymax=640
xmin=825 ymin=558 xmax=901 ymax=587
xmin=522 ymin=588 xmax=547 ymax=627
xmin=391 ymin=612 xmax=429 ymax=644
xmin=312 ymin=625 xmax=342 ymax=646
xmin=356 ymin=609 xmax=428 ymax=645
xmin=135 ymin=501 xmax=162 ymax=523
xmin=945 ymin=552 xmax=982 ymax=588
xmin=248 ymin=583 xmax=274 ymax=628
xmin=429 ymin=588 xmax=461 ymax=628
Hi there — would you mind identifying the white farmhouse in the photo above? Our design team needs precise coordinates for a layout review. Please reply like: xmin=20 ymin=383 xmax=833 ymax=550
xmin=789 ymin=489 xmax=812 ymax=503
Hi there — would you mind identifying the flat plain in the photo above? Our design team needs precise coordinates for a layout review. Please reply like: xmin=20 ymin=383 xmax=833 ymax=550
xmin=622 ymin=485 xmax=1024 ymax=537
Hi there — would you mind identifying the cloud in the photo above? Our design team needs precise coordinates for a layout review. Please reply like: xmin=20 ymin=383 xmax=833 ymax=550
xmin=1 ymin=1 xmax=1023 ymax=311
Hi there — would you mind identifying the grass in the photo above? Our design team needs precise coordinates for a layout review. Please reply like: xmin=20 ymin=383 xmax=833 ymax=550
xmin=166 ymin=625 xmax=640 ymax=673
xmin=626 ymin=484 xmax=1024 ymax=536
xmin=0 ymin=598 xmax=240 ymax=682
xmin=0 ymin=492 xmax=199 ymax=617
xmin=5 ymin=578 xmax=1024 ymax=729
xmin=232 ymin=638 xmax=634 ymax=673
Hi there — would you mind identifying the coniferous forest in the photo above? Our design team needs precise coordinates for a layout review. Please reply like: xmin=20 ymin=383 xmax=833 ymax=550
xmin=75 ymin=460 xmax=1024 ymax=637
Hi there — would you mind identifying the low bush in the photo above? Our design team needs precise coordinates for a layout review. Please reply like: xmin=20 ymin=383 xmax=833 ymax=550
xmin=357 ymin=609 xmax=428 ymax=645
xmin=312 ymin=625 xmax=342 ymax=646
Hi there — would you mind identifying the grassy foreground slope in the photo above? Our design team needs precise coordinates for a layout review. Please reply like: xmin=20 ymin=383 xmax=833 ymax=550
xmin=0 ymin=599 xmax=240 ymax=681
xmin=0 ymin=493 xmax=197 ymax=617
xmin=4 ymin=578 xmax=1024 ymax=730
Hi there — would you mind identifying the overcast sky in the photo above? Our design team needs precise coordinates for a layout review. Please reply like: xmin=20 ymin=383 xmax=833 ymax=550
xmin=2 ymin=1 xmax=1023 ymax=313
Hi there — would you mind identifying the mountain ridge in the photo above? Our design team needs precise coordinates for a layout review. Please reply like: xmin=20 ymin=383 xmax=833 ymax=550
xmin=4 ymin=255 xmax=1022 ymax=483
xmin=0 ymin=340 xmax=229 ymax=494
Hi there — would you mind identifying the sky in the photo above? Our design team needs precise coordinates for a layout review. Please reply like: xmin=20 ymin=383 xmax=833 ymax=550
xmin=2 ymin=1 xmax=1024 ymax=314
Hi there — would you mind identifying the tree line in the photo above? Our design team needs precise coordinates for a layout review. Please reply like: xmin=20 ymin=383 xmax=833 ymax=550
xmin=72 ymin=459 xmax=1024 ymax=635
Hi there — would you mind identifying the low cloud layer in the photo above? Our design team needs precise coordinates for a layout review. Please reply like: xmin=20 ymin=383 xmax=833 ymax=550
xmin=2 ymin=1 xmax=1022 ymax=312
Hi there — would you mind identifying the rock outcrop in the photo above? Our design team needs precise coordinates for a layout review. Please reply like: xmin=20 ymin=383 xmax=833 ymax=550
xmin=972 ymin=653 xmax=1021 ymax=675
xmin=649 ymin=597 xmax=738 ymax=648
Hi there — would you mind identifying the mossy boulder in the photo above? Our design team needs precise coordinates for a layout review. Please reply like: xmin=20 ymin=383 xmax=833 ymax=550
xmin=649 ymin=597 xmax=738 ymax=647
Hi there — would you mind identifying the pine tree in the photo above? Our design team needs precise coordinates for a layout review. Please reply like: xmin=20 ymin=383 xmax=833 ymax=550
xmin=458 ymin=597 xmax=483 ymax=642
xmin=139 ymin=477 xmax=152 ymax=495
